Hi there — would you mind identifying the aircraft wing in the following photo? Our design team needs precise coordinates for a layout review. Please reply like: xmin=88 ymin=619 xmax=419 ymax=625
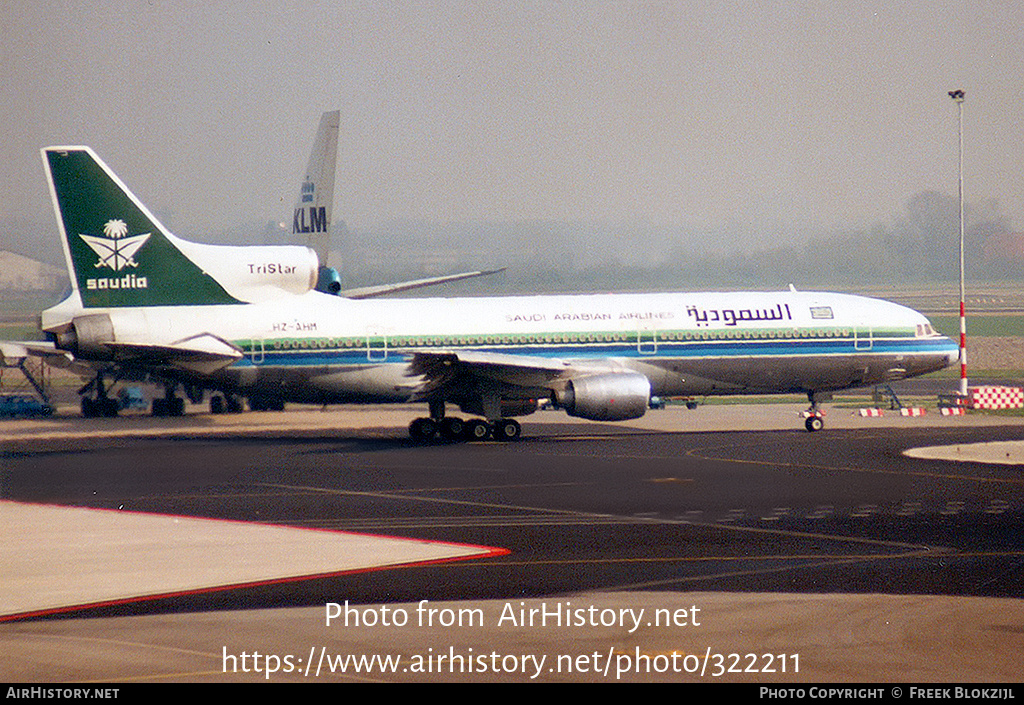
xmin=407 ymin=349 xmax=622 ymax=401
xmin=340 ymin=269 xmax=506 ymax=299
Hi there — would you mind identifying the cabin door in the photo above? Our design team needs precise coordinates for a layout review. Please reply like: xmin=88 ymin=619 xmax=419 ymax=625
xmin=854 ymin=326 xmax=873 ymax=350
xmin=366 ymin=328 xmax=389 ymax=361
xmin=637 ymin=327 xmax=658 ymax=355
xmin=249 ymin=338 xmax=265 ymax=364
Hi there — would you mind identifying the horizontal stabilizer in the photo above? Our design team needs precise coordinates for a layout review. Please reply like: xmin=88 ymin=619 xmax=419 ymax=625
xmin=105 ymin=333 xmax=243 ymax=375
xmin=0 ymin=341 xmax=41 ymax=364
xmin=340 ymin=269 xmax=506 ymax=299
xmin=0 ymin=340 xmax=83 ymax=371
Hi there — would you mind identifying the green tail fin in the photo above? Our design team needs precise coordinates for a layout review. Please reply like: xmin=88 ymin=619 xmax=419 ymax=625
xmin=43 ymin=147 xmax=240 ymax=308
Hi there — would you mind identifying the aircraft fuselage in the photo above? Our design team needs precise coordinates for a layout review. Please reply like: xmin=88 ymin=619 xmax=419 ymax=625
xmin=43 ymin=287 xmax=958 ymax=409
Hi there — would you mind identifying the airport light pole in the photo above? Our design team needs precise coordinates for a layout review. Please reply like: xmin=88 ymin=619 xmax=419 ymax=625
xmin=949 ymin=89 xmax=967 ymax=398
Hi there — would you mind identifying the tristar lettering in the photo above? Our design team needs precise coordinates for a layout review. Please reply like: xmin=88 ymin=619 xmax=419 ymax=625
xmin=293 ymin=205 xmax=328 ymax=234
xmin=247 ymin=263 xmax=298 ymax=275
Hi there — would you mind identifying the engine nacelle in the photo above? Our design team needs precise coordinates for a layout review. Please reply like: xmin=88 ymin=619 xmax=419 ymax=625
xmin=55 ymin=313 xmax=115 ymax=359
xmin=556 ymin=372 xmax=651 ymax=421
xmin=316 ymin=266 xmax=342 ymax=295
xmin=169 ymin=237 xmax=320 ymax=301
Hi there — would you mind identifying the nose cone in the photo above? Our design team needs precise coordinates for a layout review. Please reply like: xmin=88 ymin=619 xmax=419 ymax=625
xmin=913 ymin=330 xmax=959 ymax=377
xmin=946 ymin=346 xmax=960 ymax=368
xmin=929 ymin=334 xmax=960 ymax=372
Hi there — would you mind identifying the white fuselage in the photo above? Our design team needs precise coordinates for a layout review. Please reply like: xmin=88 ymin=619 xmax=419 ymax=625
xmin=45 ymin=288 xmax=959 ymax=408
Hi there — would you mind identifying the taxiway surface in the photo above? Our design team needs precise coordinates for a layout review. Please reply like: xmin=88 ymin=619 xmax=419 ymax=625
xmin=2 ymin=403 xmax=1024 ymax=682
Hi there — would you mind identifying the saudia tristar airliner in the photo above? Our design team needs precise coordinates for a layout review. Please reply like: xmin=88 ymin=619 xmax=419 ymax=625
xmin=35 ymin=137 xmax=958 ymax=440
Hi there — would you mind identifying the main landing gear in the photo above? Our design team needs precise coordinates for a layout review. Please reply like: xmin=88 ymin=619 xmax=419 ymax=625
xmin=209 ymin=393 xmax=244 ymax=414
xmin=79 ymin=372 xmax=119 ymax=418
xmin=409 ymin=416 xmax=522 ymax=443
xmin=151 ymin=384 xmax=185 ymax=417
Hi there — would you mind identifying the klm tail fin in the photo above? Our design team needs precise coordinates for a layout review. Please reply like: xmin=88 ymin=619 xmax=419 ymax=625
xmin=42 ymin=147 xmax=240 ymax=308
xmin=292 ymin=110 xmax=339 ymax=263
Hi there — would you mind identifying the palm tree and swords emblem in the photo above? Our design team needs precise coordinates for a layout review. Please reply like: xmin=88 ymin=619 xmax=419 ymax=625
xmin=79 ymin=219 xmax=150 ymax=271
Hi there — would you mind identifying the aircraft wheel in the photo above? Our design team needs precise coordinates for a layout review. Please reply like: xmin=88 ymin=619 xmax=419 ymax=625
xmin=409 ymin=417 xmax=438 ymax=443
xmin=151 ymin=398 xmax=167 ymax=417
xmin=249 ymin=396 xmax=283 ymax=412
xmin=210 ymin=395 xmax=225 ymax=414
xmin=81 ymin=397 xmax=96 ymax=418
xmin=465 ymin=419 xmax=491 ymax=441
xmin=805 ymin=415 xmax=824 ymax=432
xmin=101 ymin=398 xmax=119 ymax=417
xmin=440 ymin=416 xmax=466 ymax=441
xmin=492 ymin=418 xmax=522 ymax=441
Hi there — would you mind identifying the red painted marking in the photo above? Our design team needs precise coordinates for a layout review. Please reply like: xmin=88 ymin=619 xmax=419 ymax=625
xmin=0 ymin=501 xmax=509 ymax=622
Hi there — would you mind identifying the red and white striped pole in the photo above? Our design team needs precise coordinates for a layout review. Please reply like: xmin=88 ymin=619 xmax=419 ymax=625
xmin=959 ymin=299 xmax=967 ymax=397
xmin=949 ymin=89 xmax=967 ymax=398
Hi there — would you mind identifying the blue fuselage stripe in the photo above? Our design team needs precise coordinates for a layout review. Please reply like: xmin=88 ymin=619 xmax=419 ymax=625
xmin=234 ymin=336 xmax=957 ymax=368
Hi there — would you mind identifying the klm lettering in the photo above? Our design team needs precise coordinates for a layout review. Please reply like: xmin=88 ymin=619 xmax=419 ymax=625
xmin=293 ymin=206 xmax=327 ymax=234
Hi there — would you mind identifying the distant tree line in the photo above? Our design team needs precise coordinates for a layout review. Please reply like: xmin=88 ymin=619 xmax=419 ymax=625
xmin=636 ymin=191 xmax=1017 ymax=291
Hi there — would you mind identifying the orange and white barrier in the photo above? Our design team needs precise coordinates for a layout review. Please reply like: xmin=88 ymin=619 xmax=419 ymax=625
xmin=899 ymin=407 xmax=927 ymax=417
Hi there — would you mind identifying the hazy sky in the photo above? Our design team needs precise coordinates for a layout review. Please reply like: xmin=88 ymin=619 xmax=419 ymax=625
xmin=3 ymin=1 xmax=1022 ymax=241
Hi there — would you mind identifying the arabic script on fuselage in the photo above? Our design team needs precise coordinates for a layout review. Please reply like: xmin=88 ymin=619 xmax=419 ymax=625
xmin=686 ymin=303 xmax=792 ymax=328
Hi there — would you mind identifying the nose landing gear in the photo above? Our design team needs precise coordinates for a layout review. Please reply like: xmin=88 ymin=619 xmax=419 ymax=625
xmin=804 ymin=414 xmax=824 ymax=432
xmin=803 ymin=391 xmax=829 ymax=432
